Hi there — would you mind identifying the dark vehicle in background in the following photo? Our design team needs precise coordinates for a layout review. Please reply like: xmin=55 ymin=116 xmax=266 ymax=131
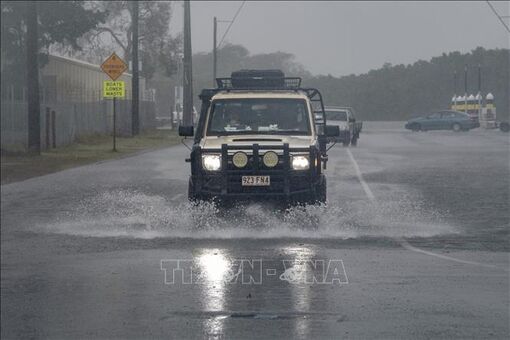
xmin=405 ymin=110 xmax=478 ymax=132
xmin=324 ymin=106 xmax=363 ymax=146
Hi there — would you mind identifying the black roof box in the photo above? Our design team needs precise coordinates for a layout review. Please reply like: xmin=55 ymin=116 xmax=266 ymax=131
xmin=230 ymin=69 xmax=285 ymax=88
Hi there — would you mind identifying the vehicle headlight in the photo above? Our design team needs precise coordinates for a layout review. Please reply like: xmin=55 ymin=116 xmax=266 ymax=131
xmin=232 ymin=152 xmax=248 ymax=168
xmin=262 ymin=151 xmax=279 ymax=168
xmin=202 ymin=154 xmax=221 ymax=171
xmin=291 ymin=155 xmax=309 ymax=170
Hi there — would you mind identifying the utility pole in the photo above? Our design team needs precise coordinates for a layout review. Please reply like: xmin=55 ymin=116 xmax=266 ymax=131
xmin=26 ymin=1 xmax=40 ymax=153
xmin=183 ymin=0 xmax=193 ymax=126
xmin=464 ymin=64 xmax=468 ymax=94
xmin=213 ymin=16 xmax=217 ymax=86
xmin=131 ymin=0 xmax=140 ymax=136
xmin=453 ymin=70 xmax=457 ymax=95
xmin=464 ymin=64 xmax=468 ymax=113
xmin=477 ymin=64 xmax=482 ymax=118
xmin=212 ymin=1 xmax=245 ymax=84
xmin=477 ymin=64 xmax=482 ymax=93
xmin=212 ymin=17 xmax=235 ymax=86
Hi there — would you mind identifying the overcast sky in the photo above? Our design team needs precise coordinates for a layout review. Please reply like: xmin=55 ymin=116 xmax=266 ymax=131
xmin=170 ymin=1 xmax=509 ymax=76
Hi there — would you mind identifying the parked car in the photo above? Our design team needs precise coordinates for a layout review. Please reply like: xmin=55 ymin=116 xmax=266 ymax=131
xmin=405 ymin=111 xmax=477 ymax=132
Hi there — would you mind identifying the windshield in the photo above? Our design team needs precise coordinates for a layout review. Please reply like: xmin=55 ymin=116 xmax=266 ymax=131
xmin=207 ymin=98 xmax=311 ymax=135
xmin=325 ymin=110 xmax=347 ymax=121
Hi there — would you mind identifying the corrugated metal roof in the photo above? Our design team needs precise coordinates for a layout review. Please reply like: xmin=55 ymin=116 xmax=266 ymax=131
xmin=48 ymin=54 xmax=134 ymax=77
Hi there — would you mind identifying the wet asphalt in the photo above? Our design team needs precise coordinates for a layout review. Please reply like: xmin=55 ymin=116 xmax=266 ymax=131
xmin=1 ymin=122 xmax=509 ymax=339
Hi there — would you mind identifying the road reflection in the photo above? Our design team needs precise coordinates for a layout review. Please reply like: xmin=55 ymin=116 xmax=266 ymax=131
xmin=193 ymin=245 xmax=319 ymax=339
xmin=195 ymin=248 xmax=231 ymax=339
xmin=280 ymin=246 xmax=316 ymax=338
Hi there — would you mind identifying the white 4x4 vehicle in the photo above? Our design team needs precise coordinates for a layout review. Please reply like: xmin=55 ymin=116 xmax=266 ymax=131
xmin=324 ymin=106 xmax=363 ymax=146
xmin=179 ymin=70 xmax=339 ymax=205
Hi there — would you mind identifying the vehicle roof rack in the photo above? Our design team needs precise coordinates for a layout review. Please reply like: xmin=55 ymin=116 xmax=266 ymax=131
xmin=216 ymin=69 xmax=302 ymax=90
xmin=216 ymin=77 xmax=302 ymax=90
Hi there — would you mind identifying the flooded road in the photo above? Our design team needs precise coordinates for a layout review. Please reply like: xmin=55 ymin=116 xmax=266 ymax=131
xmin=1 ymin=122 xmax=509 ymax=339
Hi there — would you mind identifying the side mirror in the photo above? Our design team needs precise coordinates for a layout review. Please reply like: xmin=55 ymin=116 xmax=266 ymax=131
xmin=348 ymin=117 xmax=355 ymax=123
xmin=325 ymin=125 xmax=340 ymax=137
xmin=178 ymin=125 xmax=194 ymax=137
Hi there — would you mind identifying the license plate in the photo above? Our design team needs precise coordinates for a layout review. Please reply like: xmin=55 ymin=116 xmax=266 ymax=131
xmin=242 ymin=176 xmax=270 ymax=186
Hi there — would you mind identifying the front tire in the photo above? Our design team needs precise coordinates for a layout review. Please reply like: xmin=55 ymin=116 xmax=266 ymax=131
xmin=410 ymin=123 xmax=421 ymax=132
xmin=188 ymin=179 xmax=200 ymax=202
xmin=452 ymin=123 xmax=461 ymax=132
xmin=312 ymin=176 xmax=327 ymax=204
xmin=351 ymin=135 xmax=358 ymax=146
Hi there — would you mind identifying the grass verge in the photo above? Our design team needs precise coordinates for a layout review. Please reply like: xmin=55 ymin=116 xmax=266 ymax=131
xmin=1 ymin=129 xmax=181 ymax=185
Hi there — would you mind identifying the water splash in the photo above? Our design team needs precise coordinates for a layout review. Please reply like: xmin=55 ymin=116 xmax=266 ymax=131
xmin=41 ymin=189 xmax=455 ymax=239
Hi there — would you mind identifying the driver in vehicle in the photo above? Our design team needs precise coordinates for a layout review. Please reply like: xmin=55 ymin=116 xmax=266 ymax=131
xmin=226 ymin=111 xmax=246 ymax=130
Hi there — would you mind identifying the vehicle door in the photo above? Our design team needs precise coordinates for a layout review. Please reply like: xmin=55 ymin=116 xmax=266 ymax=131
xmin=346 ymin=110 xmax=355 ymax=134
xmin=424 ymin=112 xmax=442 ymax=130
xmin=440 ymin=111 xmax=457 ymax=129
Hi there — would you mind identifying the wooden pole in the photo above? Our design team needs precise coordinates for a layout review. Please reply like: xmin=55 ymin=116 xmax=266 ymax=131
xmin=26 ymin=1 xmax=41 ymax=153
xmin=131 ymin=0 xmax=140 ymax=136
xmin=213 ymin=17 xmax=217 ymax=86
xmin=183 ymin=0 xmax=194 ymax=126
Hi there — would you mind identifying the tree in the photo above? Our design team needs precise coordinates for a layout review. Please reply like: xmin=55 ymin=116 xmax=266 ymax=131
xmin=157 ymin=43 xmax=509 ymax=122
xmin=190 ymin=43 xmax=311 ymax=107
xmin=74 ymin=1 xmax=181 ymax=80
xmin=1 ymin=1 xmax=106 ymax=86
xmin=304 ymin=47 xmax=509 ymax=121
xmin=1 ymin=1 xmax=106 ymax=153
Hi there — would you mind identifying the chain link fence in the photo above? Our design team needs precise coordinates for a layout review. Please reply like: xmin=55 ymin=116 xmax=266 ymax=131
xmin=1 ymin=85 xmax=156 ymax=151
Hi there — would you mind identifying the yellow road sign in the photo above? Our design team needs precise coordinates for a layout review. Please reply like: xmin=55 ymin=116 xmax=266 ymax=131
xmin=101 ymin=53 xmax=128 ymax=81
xmin=103 ymin=81 xmax=125 ymax=98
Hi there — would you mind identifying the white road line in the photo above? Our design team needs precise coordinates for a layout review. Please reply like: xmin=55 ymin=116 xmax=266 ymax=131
xmin=346 ymin=148 xmax=501 ymax=269
xmin=399 ymin=239 xmax=498 ymax=269
xmin=346 ymin=148 xmax=375 ymax=201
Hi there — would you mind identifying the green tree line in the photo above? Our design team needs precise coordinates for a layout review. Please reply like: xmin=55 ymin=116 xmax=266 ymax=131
xmin=191 ymin=45 xmax=509 ymax=121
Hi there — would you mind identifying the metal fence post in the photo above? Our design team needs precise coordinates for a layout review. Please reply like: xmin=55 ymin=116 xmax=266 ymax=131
xmin=51 ymin=110 xmax=56 ymax=148
xmin=10 ymin=85 xmax=15 ymax=133
xmin=113 ymin=98 xmax=117 ymax=152
xmin=45 ymin=107 xmax=50 ymax=149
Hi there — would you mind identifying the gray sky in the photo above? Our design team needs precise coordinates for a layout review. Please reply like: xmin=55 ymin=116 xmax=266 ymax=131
xmin=171 ymin=1 xmax=510 ymax=76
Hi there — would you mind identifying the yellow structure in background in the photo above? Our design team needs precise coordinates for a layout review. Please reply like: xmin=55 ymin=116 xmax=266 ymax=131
xmin=451 ymin=92 xmax=497 ymax=129
xmin=480 ymin=93 xmax=497 ymax=129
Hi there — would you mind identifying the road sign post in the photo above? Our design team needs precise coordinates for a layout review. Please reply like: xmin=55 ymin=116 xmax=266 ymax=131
xmin=113 ymin=97 xmax=116 ymax=152
xmin=101 ymin=53 xmax=128 ymax=152
xmin=103 ymin=80 xmax=125 ymax=152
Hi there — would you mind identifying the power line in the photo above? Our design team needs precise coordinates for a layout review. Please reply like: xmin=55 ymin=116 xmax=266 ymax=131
xmin=486 ymin=1 xmax=510 ymax=33
xmin=218 ymin=1 xmax=246 ymax=48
